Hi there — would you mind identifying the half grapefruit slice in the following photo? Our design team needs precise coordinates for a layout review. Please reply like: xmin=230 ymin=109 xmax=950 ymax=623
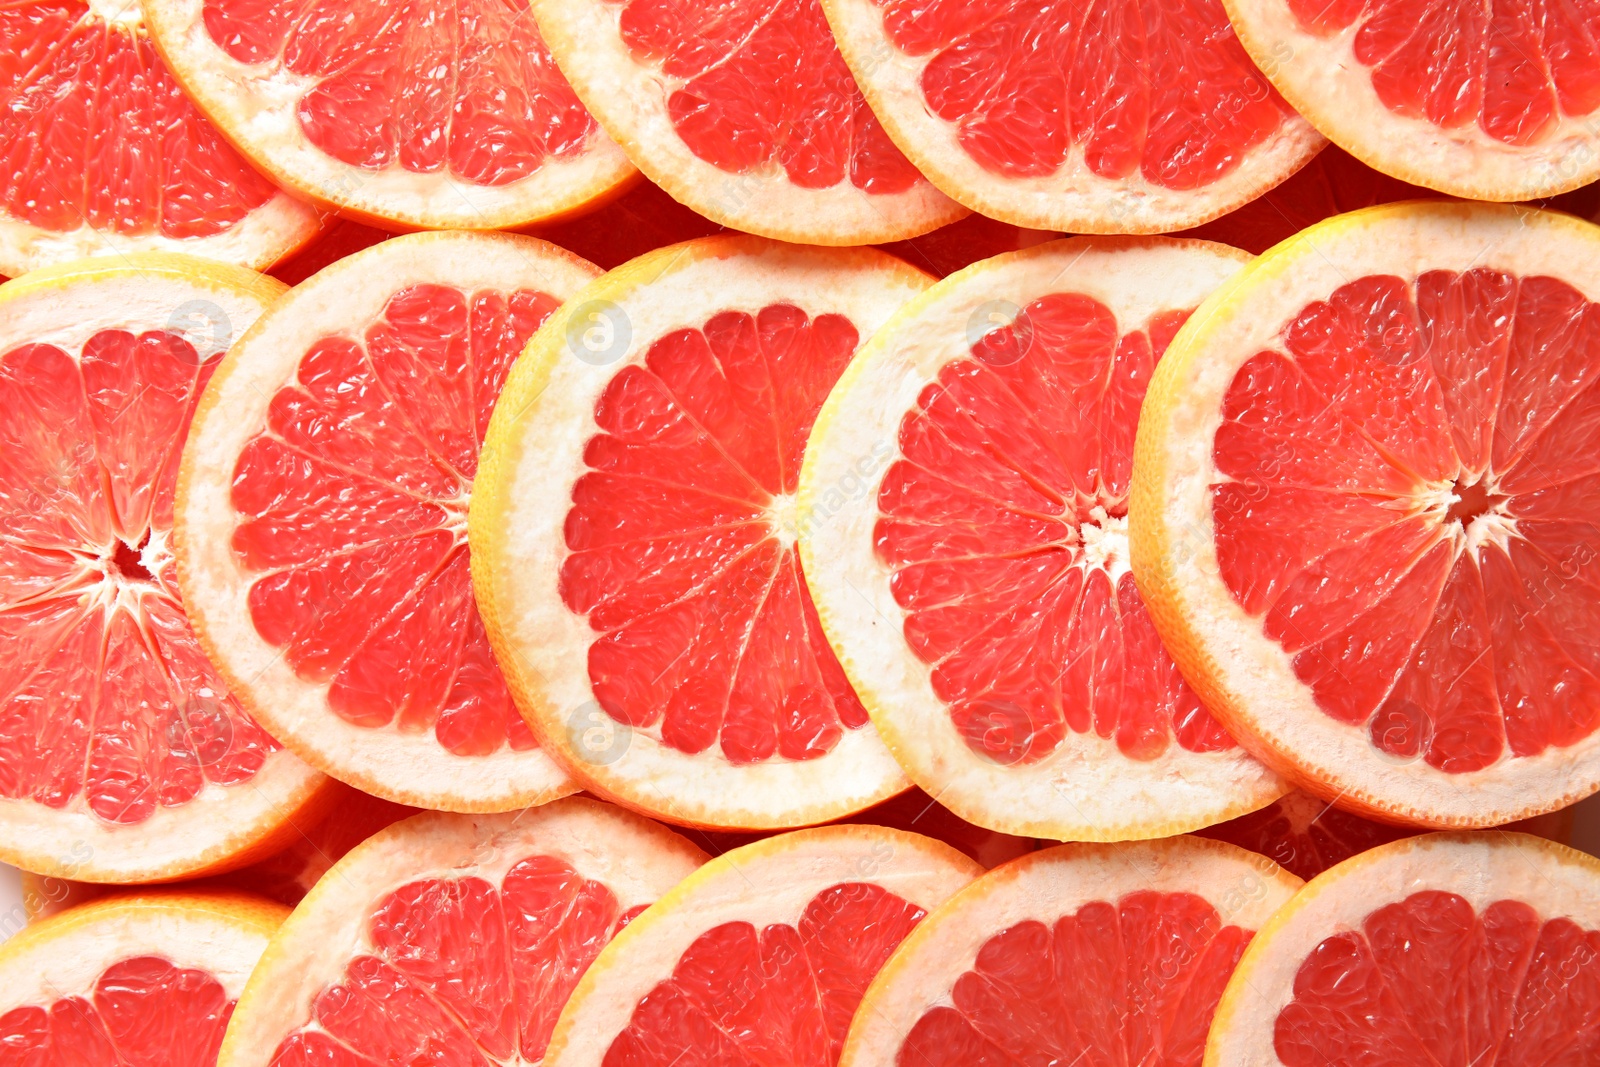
xmin=841 ymin=836 xmax=1301 ymax=1067
xmin=531 ymin=0 xmax=965 ymax=244
xmin=543 ymin=825 xmax=980 ymax=1067
xmin=1225 ymin=0 xmax=1600 ymax=200
xmin=0 ymin=890 xmax=287 ymax=1063
xmin=799 ymin=237 xmax=1286 ymax=841
xmin=175 ymin=231 xmax=599 ymax=812
xmin=1132 ymin=201 xmax=1600 ymax=828
xmin=472 ymin=235 xmax=927 ymax=829
xmin=1208 ymin=832 xmax=1600 ymax=1066
xmin=0 ymin=0 xmax=318 ymax=277
xmin=0 ymin=254 xmax=329 ymax=883
xmin=218 ymin=797 xmax=708 ymax=1067
xmin=822 ymin=0 xmax=1324 ymax=233
xmin=141 ymin=0 xmax=636 ymax=231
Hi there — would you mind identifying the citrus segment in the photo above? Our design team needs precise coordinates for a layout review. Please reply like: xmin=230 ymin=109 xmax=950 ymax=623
xmin=1132 ymin=202 xmax=1600 ymax=827
xmin=542 ymin=826 xmax=980 ymax=1067
xmin=0 ymin=891 xmax=288 ymax=1066
xmin=0 ymin=255 xmax=328 ymax=882
xmin=823 ymin=0 xmax=1323 ymax=232
xmin=1225 ymin=0 xmax=1600 ymax=199
xmin=800 ymin=237 xmax=1284 ymax=841
xmin=1207 ymin=833 xmax=1600 ymax=1066
xmin=531 ymin=0 xmax=964 ymax=243
xmin=473 ymin=236 xmax=926 ymax=829
xmin=218 ymin=798 xmax=708 ymax=1067
xmin=142 ymin=0 xmax=636 ymax=230
xmin=840 ymin=837 xmax=1301 ymax=1067
xmin=177 ymin=232 xmax=599 ymax=811
xmin=0 ymin=0 xmax=317 ymax=276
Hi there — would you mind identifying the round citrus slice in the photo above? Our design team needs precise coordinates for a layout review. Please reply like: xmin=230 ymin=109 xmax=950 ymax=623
xmin=141 ymin=0 xmax=637 ymax=232
xmin=0 ymin=0 xmax=318 ymax=278
xmin=799 ymin=236 xmax=1286 ymax=842
xmin=822 ymin=0 xmax=1324 ymax=233
xmin=839 ymin=836 xmax=1300 ymax=1067
xmin=175 ymin=231 xmax=599 ymax=812
xmin=530 ymin=0 xmax=965 ymax=245
xmin=1225 ymin=0 xmax=1600 ymax=201
xmin=1207 ymin=832 xmax=1600 ymax=1066
xmin=473 ymin=235 xmax=928 ymax=829
xmin=1133 ymin=201 xmax=1600 ymax=828
xmin=0 ymin=254 xmax=330 ymax=883
xmin=218 ymin=797 xmax=707 ymax=1067
xmin=0 ymin=890 xmax=288 ymax=1062
xmin=543 ymin=824 xmax=980 ymax=1067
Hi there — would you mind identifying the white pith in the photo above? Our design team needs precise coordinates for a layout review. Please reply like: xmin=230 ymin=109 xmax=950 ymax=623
xmin=1226 ymin=0 xmax=1600 ymax=200
xmin=821 ymin=0 xmax=1325 ymax=233
xmin=1132 ymin=202 xmax=1600 ymax=827
xmin=220 ymin=799 xmax=710 ymax=1067
xmin=530 ymin=0 xmax=965 ymax=244
xmin=841 ymin=837 xmax=1302 ymax=1067
xmin=175 ymin=232 xmax=600 ymax=812
xmin=798 ymin=237 xmax=1287 ymax=842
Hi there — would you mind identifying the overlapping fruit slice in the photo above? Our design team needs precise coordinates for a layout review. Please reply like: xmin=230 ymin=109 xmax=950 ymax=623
xmin=800 ymin=237 xmax=1285 ymax=840
xmin=0 ymin=255 xmax=329 ymax=883
xmin=1210 ymin=832 xmax=1600 ymax=1065
xmin=531 ymin=0 xmax=963 ymax=243
xmin=0 ymin=890 xmax=288 ymax=1065
xmin=1133 ymin=202 xmax=1600 ymax=827
xmin=1226 ymin=0 xmax=1600 ymax=199
xmin=473 ymin=236 xmax=928 ymax=829
xmin=823 ymin=0 xmax=1323 ymax=232
xmin=141 ymin=0 xmax=635 ymax=230
xmin=0 ymin=0 xmax=317 ymax=277
xmin=840 ymin=836 xmax=1300 ymax=1067
xmin=217 ymin=798 xmax=707 ymax=1067
xmin=541 ymin=825 xmax=979 ymax=1067
xmin=176 ymin=232 xmax=599 ymax=811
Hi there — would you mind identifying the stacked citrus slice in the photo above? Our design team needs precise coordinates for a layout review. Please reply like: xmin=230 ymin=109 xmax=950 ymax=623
xmin=823 ymin=0 xmax=1324 ymax=232
xmin=800 ymin=236 xmax=1285 ymax=841
xmin=841 ymin=836 xmax=1300 ymax=1067
xmin=544 ymin=825 xmax=980 ymax=1067
xmin=142 ymin=0 xmax=636 ymax=231
xmin=1208 ymin=833 xmax=1600 ymax=1064
xmin=532 ymin=0 xmax=965 ymax=243
xmin=0 ymin=254 xmax=328 ymax=883
xmin=0 ymin=890 xmax=288 ymax=1063
xmin=1133 ymin=201 xmax=1600 ymax=827
xmin=473 ymin=235 xmax=928 ymax=829
xmin=0 ymin=0 xmax=318 ymax=276
xmin=176 ymin=231 xmax=598 ymax=812
xmin=219 ymin=798 xmax=707 ymax=1067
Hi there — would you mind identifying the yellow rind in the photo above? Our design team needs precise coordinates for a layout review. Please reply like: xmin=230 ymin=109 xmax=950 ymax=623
xmin=0 ymin=888 xmax=290 ymax=963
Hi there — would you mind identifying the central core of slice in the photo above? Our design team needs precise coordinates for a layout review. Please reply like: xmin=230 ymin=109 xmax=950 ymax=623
xmin=875 ymin=293 xmax=1234 ymax=766
xmin=560 ymin=304 xmax=871 ymax=764
xmin=109 ymin=534 xmax=156 ymax=584
xmin=1213 ymin=270 xmax=1600 ymax=773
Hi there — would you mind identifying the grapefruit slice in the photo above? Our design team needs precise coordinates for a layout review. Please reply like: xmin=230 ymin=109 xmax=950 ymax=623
xmin=1208 ymin=832 xmax=1600 ymax=1066
xmin=1225 ymin=0 xmax=1600 ymax=200
xmin=1132 ymin=201 xmax=1600 ymax=828
xmin=0 ymin=0 xmax=318 ymax=277
xmin=174 ymin=231 xmax=599 ymax=812
xmin=218 ymin=797 xmax=708 ymax=1067
xmin=822 ymin=0 xmax=1324 ymax=233
xmin=0 ymin=889 xmax=287 ymax=1064
xmin=530 ymin=0 xmax=965 ymax=245
xmin=840 ymin=836 xmax=1300 ymax=1067
xmin=799 ymin=236 xmax=1286 ymax=842
xmin=141 ymin=0 xmax=637 ymax=232
xmin=0 ymin=254 xmax=330 ymax=883
xmin=543 ymin=824 xmax=980 ymax=1067
xmin=472 ymin=235 xmax=928 ymax=829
